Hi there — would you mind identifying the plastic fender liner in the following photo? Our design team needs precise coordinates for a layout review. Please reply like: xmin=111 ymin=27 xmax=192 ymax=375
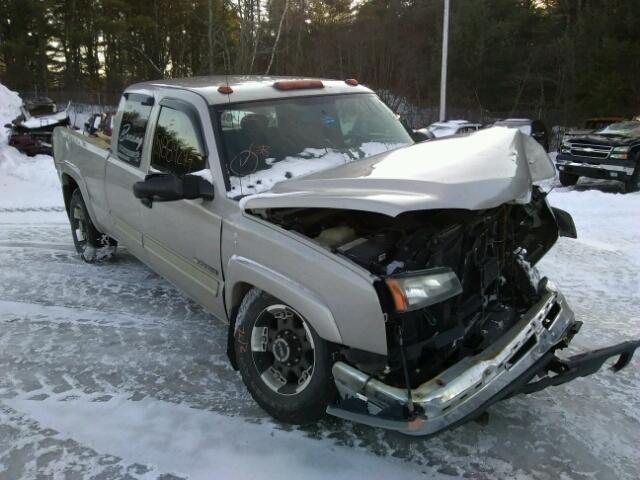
xmin=551 ymin=207 xmax=578 ymax=239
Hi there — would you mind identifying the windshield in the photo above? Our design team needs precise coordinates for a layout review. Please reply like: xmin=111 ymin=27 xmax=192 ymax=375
xmin=213 ymin=93 xmax=413 ymax=197
xmin=596 ymin=121 xmax=640 ymax=137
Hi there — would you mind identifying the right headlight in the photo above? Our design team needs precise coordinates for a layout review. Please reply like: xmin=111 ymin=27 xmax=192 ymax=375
xmin=611 ymin=146 xmax=631 ymax=159
xmin=386 ymin=267 xmax=463 ymax=313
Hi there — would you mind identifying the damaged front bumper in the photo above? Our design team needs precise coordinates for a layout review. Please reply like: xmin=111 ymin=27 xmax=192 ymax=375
xmin=328 ymin=283 xmax=640 ymax=436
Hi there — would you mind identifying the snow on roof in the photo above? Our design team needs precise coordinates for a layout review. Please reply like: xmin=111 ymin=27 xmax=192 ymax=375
xmin=499 ymin=118 xmax=532 ymax=123
xmin=597 ymin=121 xmax=640 ymax=136
xmin=430 ymin=120 xmax=474 ymax=127
xmin=128 ymin=76 xmax=374 ymax=106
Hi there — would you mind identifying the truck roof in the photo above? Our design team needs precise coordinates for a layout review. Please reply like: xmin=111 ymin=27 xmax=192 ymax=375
xmin=127 ymin=75 xmax=373 ymax=105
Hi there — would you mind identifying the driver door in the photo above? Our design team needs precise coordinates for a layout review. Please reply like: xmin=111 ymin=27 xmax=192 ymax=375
xmin=139 ymin=96 xmax=225 ymax=319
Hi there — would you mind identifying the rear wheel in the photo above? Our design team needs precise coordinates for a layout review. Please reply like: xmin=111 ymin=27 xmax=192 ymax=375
xmin=559 ymin=171 xmax=579 ymax=187
xmin=234 ymin=288 xmax=335 ymax=424
xmin=69 ymin=189 xmax=117 ymax=263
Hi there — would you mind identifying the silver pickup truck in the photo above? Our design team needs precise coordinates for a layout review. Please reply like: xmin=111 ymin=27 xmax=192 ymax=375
xmin=53 ymin=76 xmax=639 ymax=436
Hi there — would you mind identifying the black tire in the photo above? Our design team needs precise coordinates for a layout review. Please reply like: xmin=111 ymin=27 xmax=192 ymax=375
xmin=624 ymin=164 xmax=640 ymax=193
xmin=559 ymin=171 xmax=579 ymax=187
xmin=234 ymin=288 xmax=336 ymax=425
xmin=68 ymin=189 xmax=117 ymax=263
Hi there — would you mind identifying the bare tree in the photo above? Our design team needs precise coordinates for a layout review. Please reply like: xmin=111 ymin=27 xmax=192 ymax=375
xmin=249 ymin=0 xmax=262 ymax=73
xmin=265 ymin=0 xmax=290 ymax=75
xmin=208 ymin=0 xmax=215 ymax=74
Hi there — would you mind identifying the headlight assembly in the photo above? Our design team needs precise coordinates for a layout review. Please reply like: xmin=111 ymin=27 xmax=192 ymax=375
xmin=386 ymin=267 xmax=463 ymax=312
xmin=611 ymin=146 xmax=631 ymax=159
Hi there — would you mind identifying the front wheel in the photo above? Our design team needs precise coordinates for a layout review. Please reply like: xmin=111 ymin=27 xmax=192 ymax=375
xmin=69 ymin=189 xmax=117 ymax=263
xmin=559 ymin=171 xmax=579 ymax=187
xmin=624 ymin=165 xmax=640 ymax=193
xmin=234 ymin=288 xmax=335 ymax=425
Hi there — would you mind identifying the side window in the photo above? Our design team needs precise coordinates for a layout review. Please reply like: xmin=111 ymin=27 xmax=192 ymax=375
xmin=116 ymin=96 xmax=152 ymax=166
xmin=151 ymin=106 xmax=206 ymax=176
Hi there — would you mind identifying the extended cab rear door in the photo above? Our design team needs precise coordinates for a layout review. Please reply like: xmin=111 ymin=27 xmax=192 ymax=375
xmin=138 ymin=92 xmax=225 ymax=319
xmin=105 ymin=92 xmax=154 ymax=257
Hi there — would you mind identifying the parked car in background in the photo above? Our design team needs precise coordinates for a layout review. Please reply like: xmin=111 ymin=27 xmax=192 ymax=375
xmin=23 ymin=96 xmax=58 ymax=116
xmin=410 ymin=127 xmax=435 ymax=142
xmin=52 ymin=76 xmax=639 ymax=437
xmin=5 ymin=99 xmax=70 ymax=156
xmin=493 ymin=118 xmax=549 ymax=151
xmin=557 ymin=121 xmax=640 ymax=191
xmin=419 ymin=120 xmax=481 ymax=138
xmin=560 ymin=117 xmax=626 ymax=145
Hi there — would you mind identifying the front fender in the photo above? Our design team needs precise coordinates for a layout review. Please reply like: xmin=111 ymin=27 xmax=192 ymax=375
xmin=225 ymin=255 xmax=343 ymax=345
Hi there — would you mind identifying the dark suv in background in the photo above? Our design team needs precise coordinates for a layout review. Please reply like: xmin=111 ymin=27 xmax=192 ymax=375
xmin=556 ymin=121 xmax=640 ymax=191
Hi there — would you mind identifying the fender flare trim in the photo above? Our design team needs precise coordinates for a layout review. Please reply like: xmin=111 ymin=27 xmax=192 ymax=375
xmin=225 ymin=255 xmax=343 ymax=345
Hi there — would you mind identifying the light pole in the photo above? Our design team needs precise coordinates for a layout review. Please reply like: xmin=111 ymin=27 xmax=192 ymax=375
xmin=439 ymin=0 xmax=450 ymax=122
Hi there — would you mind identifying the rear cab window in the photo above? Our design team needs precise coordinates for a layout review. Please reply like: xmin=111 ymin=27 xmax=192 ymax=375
xmin=116 ymin=94 xmax=153 ymax=167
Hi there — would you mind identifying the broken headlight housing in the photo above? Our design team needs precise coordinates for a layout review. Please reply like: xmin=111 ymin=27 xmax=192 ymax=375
xmin=386 ymin=267 xmax=463 ymax=313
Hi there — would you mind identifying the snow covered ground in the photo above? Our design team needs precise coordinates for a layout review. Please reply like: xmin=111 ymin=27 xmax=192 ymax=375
xmin=1 ymin=84 xmax=639 ymax=479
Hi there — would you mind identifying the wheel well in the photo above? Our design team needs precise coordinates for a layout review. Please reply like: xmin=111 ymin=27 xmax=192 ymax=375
xmin=61 ymin=174 xmax=79 ymax=217
xmin=226 ymin=282 xmax=254 ymax=370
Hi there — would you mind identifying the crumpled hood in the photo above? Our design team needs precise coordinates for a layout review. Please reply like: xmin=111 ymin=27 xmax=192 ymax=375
xmin=240 ymin=127 xmax=555 ymax=217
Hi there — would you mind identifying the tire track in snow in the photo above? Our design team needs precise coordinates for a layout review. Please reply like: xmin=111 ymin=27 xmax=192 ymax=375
xmin=0 ymin=207 xmax=65 ymax=213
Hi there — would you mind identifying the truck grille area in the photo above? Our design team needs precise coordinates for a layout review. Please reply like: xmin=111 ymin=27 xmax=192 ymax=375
xmin=569 ymin=142 xmax=613 ymax=160
xmin=263 ymin=187 xmax=561 ymax=388
xmin=382 ymin=190 xmax=560 ymax=387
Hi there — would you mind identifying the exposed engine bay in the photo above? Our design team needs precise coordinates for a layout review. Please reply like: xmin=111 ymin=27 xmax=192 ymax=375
xmin=254 ymin=186 xmax=560 ymax=388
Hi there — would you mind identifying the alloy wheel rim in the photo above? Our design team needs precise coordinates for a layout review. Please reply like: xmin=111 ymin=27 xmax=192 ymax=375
xmin=72 ymin=205 xmax=88 ymax=246
xmin=250 ymin=304 xmax=315 ymax=396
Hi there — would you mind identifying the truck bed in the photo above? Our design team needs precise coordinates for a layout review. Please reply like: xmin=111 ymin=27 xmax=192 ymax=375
xmin=53 ymin=127 xmax=112 ymax=231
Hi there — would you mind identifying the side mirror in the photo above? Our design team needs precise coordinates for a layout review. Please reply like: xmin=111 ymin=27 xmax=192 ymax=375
xmin=4 ymin=123 xmax=12 ymax=128
xmin=411 ymin=129 xmax=433 ymax=143
xmin=133 ymin=173 xmax=214 ymax=208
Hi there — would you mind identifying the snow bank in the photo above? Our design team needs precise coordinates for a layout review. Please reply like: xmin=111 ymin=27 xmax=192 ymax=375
xmin=0 ymin=82 xmax=64 ymax=212
xmin=546 ymin=186 xmax=640 ymax=264
xmin=0 ymin=83 xmax=22 ymax=144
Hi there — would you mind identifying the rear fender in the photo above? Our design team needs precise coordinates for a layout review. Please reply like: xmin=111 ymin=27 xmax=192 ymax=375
xmin=57 ymin=164 xmax=103 ymax=231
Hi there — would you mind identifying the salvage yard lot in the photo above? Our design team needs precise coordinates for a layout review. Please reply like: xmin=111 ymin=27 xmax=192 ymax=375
xmin=0 ymin=149 xmax=639 ymax=479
